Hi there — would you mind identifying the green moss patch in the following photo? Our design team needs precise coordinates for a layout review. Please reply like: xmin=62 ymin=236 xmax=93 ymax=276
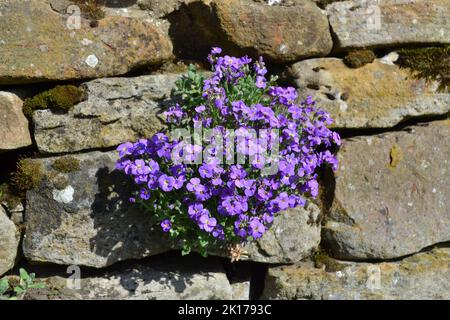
xmin=397 ymin=46 xmax=450 ymax=92
xmin=344 ymin=50 xmax=376 ymax=68
xmin=11 ymin=159 xmax=44 ymax=192
xmin=72 ymin=0 xmax=106 ymax=21
xmin=23 ymin=85 xmax=84 ymax=118
xmin=313 ymin=249 xmax=346 ymax=272
xmin=52 ymin=156 xmax=81 ymax=173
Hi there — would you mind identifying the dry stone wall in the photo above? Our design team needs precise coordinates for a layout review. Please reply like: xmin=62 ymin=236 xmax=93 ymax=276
xmin=0 ymin=0 xmax=448 ymax=300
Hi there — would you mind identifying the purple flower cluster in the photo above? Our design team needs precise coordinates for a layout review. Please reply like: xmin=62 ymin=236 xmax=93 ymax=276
xmin=116 ymin=48 xmax=340 ymax=248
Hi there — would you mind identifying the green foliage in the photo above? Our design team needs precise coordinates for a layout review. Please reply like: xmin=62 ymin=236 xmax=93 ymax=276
xmin=0 ymin=269 xmax=45 ymax=300
xmin=72 ymin=0 xmax=106 ymax=20
xmin=343 ymin=50 xmax=376 ymax=68
xmin=11 ymin=158 xmax=44 ymax=192
xmin=397 ymin=46 xmax=450 ymax=92
xmin=23 ymin=85 xmax=84 ymax=118
xmin=52 ymin=156 xmax=81 ymax=173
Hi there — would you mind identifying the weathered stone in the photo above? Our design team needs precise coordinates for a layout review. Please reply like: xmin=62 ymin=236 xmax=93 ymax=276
xmin=323 ymin=120 xmax=450 ymax=260
xmin=24 ymin=150 xmax=321 ymax=266
xmin=0 ymin=0 xmax=172 ymax=84
xmin=262 ymin=247 xmax=450 ymax=300
xmin=24 ymin=255 xmax=232 ymax=300
xmin=33 ymin=74 xmax=180 ymax=154
xmin=327 ymin=0 xmax=450 ymax=50
xmin=0 ymin=206 xmax=20 ymax=276
xmin=209 ymin=202 xmax=322 ymax=264
xmin=0 ymin=92 xmax=32 ymax=152
xmin=288 ymin=57 xmax=450 ymax=128
xmin=212 ymin=0 xmax=333 ymax=62
xmin=23 ymin=151 xmax=172 ymax=268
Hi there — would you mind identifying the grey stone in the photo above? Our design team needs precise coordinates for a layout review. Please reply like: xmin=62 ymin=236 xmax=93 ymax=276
xmin=288 ymin=57 xmax=450 ymax=129
xmin=0 ymin=0 xmax=172 ymax=84
xmin=327 ymin=0 xmax=450 ymax=50
xmin=262 ymin=247 xmax=450 ymax=300
xmin=33 ymin=74 xmax=181 ymax=154
xmin=0 ymin=92 xmax=32 ymax=152
xmin=25 ymin=255 xmax=232 ymax=300
xmin=323 ymin=120 xmax=450 ymax=260
xmin=0 ymin=206 xmax=20 ymax=276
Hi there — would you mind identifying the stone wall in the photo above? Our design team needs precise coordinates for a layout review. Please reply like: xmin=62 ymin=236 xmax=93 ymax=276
xmin=0 ymin=0 xmax=449 ymax=300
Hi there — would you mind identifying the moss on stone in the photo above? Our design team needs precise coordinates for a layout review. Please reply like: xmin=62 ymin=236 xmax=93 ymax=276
xmin=397 ymin=46 xmax=450 ymax=92
xmin=344 ymin=50 xmax=376 ymax=68
xmin=72 ymin=0 xmax=106 ymax=21
xmin=23 ymin=85 xmax=84 ymax=118
xmin=52 ymin=156 xmax=81 ymax=173
xmin=313 ymin=249 xmax=346 ymax=272
xmin=11 ymin=159 xmax=44 ymax=192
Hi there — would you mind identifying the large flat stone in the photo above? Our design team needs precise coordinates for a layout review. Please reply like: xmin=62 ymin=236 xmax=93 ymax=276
xmin=213 ymin=0 xmax=333 ymax=62
xmin=323 ymin=120 xmax=450 ymax=260
xmin=288 ymin=57 xmax=450 ymax=129
xmin=0 ymin=0 xmax=172 ymax=84
xmin=327 ymin=0 xmax=450 ymax=50
xmin=23 ymin=150 xmax=321 ymax=267
xmin=23 ymin=254 xmax=233 ymax=300
xmin=0 ymin=92 xmax=32 ymax=152
xmin=33 ymin=74 xmax=180 ymax=154
xmin=262 ymin=247 xmax=450 ymax=300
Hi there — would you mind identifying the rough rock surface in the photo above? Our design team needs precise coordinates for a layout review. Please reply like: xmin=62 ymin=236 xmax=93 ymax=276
xmin=0 ymin=0 xmax=172 ymax=84
xmin=24 ymin=150 xmax=321 ymax=266
xmin=0 ymin=92 xmax=32 ymax=151
xmin=288 ymin=57 xmax=450 ymax=128
xmin=138 ymin=0 xmax=195 ymax=17
xmin=33 ymin=74 xmax=180 ymax=154
xmin=327 ymin=0 xmax=450 ymax=49
xmin=212 ymin=0 xmax=333 ymax=62
xmin=0 ymin=206 xmax=20 ymax=276
xmin=323 ymin=120 xmax=450 ymax=260
xmin=23 ymin=151 xmax=171 ymax=268
xmin=262 ymin=247 xmax=450 ymax=300
xmin=24 ymin=254 xmax=232 ymax=300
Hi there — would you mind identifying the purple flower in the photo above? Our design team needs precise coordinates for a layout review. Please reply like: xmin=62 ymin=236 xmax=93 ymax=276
xmin=140 ymin=188 xmax=151 ymax=200
xmin=158 ymin=174 xmax=175 ymax=192
xmin=249 ymin=218 xmax=266 ymax=239
xmin=160 ymin=219 xmax=172 ymax=232
xmin=198 ymin=214 xmax=217 ymax=232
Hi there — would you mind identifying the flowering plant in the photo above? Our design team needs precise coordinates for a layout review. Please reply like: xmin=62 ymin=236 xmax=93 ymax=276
xmin=116 ymin=48 xmax=340 ymax=257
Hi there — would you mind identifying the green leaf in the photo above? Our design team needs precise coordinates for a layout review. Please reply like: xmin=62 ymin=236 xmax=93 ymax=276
xmin=181 ymin=243 xmax=191 ymax=256
xmin=13 ymin=287 xmax=24 ymax=295
xmin=0 ymin=278 xmax=9 ymax=295
xmin=28 ymin=283 xmax=45 ymax=289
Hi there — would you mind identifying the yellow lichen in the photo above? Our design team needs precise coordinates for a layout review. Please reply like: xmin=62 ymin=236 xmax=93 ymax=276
xmin=389 ymin=144 xmax=403 ymax=168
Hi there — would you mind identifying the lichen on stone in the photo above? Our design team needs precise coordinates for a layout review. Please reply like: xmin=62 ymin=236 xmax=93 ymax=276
xmin=11 ymin=158 xmax=44 ymax=192
xmin=389 ymin=144 xmax=403 ymax=168
xmin=397 ymin=46 xmax=450 ymax=92
xmin=23 ymin=85 xmax=84 ymax=118
xmin=343 ymin=50 xmax=376 ymax=69
xmin=312 ymin=249 xmax=346 ymax=272
xmin=52 ymin=156 xmax=81 ymax=173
